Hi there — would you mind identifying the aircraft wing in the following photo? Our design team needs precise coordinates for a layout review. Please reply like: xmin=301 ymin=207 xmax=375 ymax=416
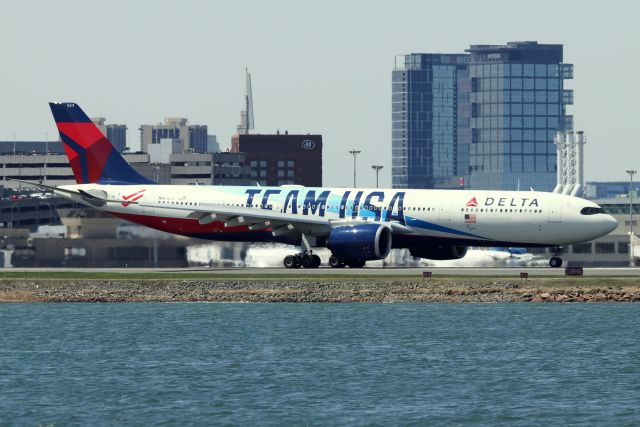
xmin=135 ymin=201 xmax=400 ymax=237
xmin=10 ymin=179 xmax=406 ymax=237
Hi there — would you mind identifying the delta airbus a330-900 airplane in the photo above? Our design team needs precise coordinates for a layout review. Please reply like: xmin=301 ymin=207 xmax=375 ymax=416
xmin=16 ymin=103 xmax=618 ymax=268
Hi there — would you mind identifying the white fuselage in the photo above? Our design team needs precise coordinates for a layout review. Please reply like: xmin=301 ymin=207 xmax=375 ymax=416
xmin=55 ymin=184 xmax=618 ymax=248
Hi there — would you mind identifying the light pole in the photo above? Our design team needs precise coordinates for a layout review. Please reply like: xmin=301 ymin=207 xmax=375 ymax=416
xmin=12 ymin=133 xmax=17 ymax=156
xmin=44 ymin=132 xmax=50 ymax=184
xmin=627 ymin=169 xmax=637 ymax=267
xmin=371 ymin=165 xmax=383 ymax=188
xmin=349 ymin=150 xmax=361 ymax=187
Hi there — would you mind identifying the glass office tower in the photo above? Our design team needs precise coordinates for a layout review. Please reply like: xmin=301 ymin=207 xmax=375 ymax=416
xmin=466 ymin=41 xmax=573 ymax=191
xmin=392 ymin=54 xmax=470 ymax=189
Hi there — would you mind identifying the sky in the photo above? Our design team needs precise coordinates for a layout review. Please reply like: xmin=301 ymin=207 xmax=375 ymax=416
xmin=1 ymin=0 xmax=638 ymax=188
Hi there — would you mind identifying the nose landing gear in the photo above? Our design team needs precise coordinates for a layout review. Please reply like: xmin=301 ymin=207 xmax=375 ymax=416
xmin=549 ymin=246 xmax=564 ymax=268
xmin=549 ymin=257 xmax=563 ymax=268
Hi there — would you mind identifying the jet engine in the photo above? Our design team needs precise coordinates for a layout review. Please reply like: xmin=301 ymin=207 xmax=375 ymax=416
xmin=327 ymin=224 xmax=392 ymax=261
xmin=408 ymin=245 xmax=468 ymax=260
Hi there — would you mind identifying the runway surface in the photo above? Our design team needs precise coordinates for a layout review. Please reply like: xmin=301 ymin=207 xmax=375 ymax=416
xmin=5 ymin=266 xmax=640 ymax=277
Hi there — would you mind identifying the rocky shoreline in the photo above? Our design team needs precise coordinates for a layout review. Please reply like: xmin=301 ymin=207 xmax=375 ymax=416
xmin=1 ymin=279 xmax=640 ymax=303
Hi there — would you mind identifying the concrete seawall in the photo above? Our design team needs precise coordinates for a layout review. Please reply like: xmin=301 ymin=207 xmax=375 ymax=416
xmin=2 ymin=279 xmax=640 ymax=303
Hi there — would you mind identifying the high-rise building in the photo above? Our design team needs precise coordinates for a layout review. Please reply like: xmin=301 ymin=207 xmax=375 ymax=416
xmin=392 ymin=54 xmax=470 ymax=189
xmin=207 ymin=135 xmax=219 ymax=153
xmin=231 ymin=133 xmax=322 ymax=186
xmin=466 ymin=41 xmax=573 ymax=191
xmin=392 ymin=41 xmax=574 ymax=192
xmin=140 ymin=118 xmax=188 ymax=154
xmin=106 ymin=124 xmax=127 ymax=153
xmin=140 ymin=118 xmax=209 ymax=154
xmin=188 ymin=125 xmax=208 ymax=153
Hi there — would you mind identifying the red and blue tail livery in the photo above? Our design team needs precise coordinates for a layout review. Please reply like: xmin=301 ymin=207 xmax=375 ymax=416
xmin=49 ymin=102 xmax=153 ymax=185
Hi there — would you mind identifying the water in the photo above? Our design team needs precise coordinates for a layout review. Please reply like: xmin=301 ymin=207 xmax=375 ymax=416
xmin=1 ymin=303 xmax=639 ymax=426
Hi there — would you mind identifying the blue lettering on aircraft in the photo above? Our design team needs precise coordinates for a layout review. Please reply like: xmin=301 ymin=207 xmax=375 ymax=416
xmin=351 ymin=191 xmax=364 ymax=219
xmin=363 ymin=191 xmax=384 ymax=222
xmin=244 ymin=189 xmax=261 ymax=206
xmin=339 ymin=191 xmax=351 ymax=219
xmin=385 ymin=191 xmax=405 ymax=224
xmin=484 ymin=197 xmax=539 ymax=207
xmin=283 ymin=190 xmax=299 ymax=214
xmin=243 ymin=188 xmax=408 ymax=223
xmin=261 ymin=189 xmax=281 ymax=210
xmin=303 ymin=190 xmax=330 ymax=216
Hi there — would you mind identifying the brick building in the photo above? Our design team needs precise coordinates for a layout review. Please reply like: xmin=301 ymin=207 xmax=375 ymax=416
xmin=231 ymin=134 xmax=322 ymax=186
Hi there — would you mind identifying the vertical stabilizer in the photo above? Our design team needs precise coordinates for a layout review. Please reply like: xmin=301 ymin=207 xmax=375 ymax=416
xmin=49 ymin=102 xmax=154 ymax=185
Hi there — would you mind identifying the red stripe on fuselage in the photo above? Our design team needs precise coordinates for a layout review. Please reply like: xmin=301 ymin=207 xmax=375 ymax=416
xmin=109 ymin=211 xmax=268 ymax=237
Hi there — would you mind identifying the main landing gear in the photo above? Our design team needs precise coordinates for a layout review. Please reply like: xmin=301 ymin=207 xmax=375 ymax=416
xmin=283 ymin=252 xmax=321 ymax=269
xmin=283 ymin=233 xmax=321 ymax=269
xmin=281 ymin=233 xmax=368 ymax=269
xmin=328 ymin=256 xmax=344 ymax=268
xmin=549 ymin=246 xmax=563 ymax=268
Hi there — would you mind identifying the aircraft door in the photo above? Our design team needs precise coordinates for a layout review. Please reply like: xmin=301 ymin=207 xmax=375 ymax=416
xmin=548 ymin=201 xmax=562 ymax=223
xmin=438 ymin=201 xmax=451 ymax=222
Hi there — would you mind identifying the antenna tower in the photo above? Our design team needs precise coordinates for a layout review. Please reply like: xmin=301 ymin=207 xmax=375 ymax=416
xmin=237 ymin=68 xmax=254 ymax=135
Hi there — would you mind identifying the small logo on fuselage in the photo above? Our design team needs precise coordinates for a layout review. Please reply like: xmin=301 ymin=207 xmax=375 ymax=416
xmin=122 ymin=189 xmax=146 ymax=207
xmin=466 ymin=196 xmax=539 ymax=208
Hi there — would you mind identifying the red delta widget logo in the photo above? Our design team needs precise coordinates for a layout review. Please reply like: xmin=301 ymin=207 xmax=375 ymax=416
xmin=466 ymin=197 xmax=478 ymax=207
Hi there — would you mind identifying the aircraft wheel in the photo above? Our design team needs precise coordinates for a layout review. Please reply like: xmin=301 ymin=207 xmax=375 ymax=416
xmin=283 ymin=255 xmax=297 ymax=269
xmin=329 ymin=256 xmax=342 ymax=268
xmin=301 ymin=254 xmax=316 ymax=268
xmin=312 ymin=254 xmax=321 ymax=268
xmin=549 ymin=257 xmax=563 ymax=268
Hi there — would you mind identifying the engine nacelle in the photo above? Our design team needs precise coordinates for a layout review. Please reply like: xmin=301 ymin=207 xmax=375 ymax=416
xmin=409 ymin=245 xmax=468 ymax=260
xmin=327 ymin=224 xmax=392 ymax=261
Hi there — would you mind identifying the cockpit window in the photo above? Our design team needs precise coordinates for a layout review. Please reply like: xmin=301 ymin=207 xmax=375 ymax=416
xmin=580 ymin=207 xmax=605 ymax=215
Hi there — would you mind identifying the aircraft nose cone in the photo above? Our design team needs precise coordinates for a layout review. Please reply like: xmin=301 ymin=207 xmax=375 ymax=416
xmin=603 ymin=215 xmax=618 ymax=234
